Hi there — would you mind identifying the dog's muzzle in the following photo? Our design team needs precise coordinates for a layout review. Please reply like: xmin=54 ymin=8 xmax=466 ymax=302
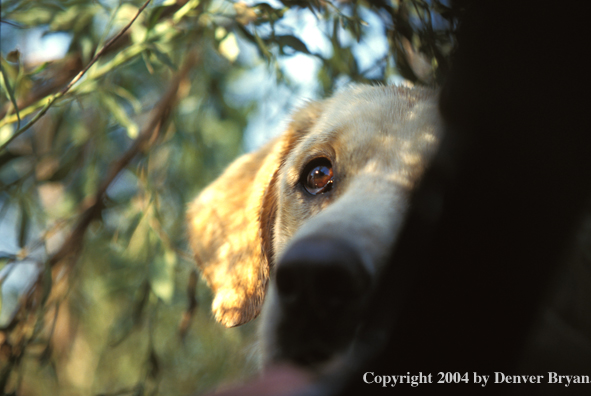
xmin=273 ymin=236 xmax=373 ymax=365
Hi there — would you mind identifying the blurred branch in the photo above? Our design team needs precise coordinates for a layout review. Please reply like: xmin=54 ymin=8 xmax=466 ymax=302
xmin=0 ymin=1 xmax=195 ymax=122
xmin=48 ymin=51 xmax=198 ymax=270
xmin=0 ymin=0 xmax=153 ymax=152
xmin=179 ymin=269 xmax=198 ymax=340
xmin=0 ymin=52 xmax=199 ymax=394
xmin=0 ymin=55 xmax=84 ymax=120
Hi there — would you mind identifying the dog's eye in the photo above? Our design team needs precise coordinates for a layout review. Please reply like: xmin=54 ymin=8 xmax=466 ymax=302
xmin=301 ymin=158 xmax=333 ymax=195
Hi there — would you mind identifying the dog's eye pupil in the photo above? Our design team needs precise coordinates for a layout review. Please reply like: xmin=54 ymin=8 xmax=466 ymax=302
xmin=308 ymin=166 xmax=331 ymax=187
xmin=302 ymin=159 xmax=333 ymax=195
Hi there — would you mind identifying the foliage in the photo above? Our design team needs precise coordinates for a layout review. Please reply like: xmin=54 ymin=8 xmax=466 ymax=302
xmin=0 ymin=0 xmax=458 ymax=394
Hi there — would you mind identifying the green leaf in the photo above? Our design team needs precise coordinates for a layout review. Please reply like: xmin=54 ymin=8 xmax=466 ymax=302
xmin=0 ymin=253 xmax=15 ymax=275
xmin=275 ymin=34 xmax=311 ymax=55
xmin=149 ymin=46 xmax=178 ymax=71
xmin=6 ymin=50 xmax=20 ymax=63
xmin=108 ymin=311 xmax=136 ymax=347
xmin=125 ymin=211 xmax=151 ymax=262
xmin=7 ymin=9 xmax=54 ymax=26
xmin=149 ymin=248 xmax=176 ymax=304
xmin=0 ymin=150 xmax=20 ymax=169
xmin=0 ymin=62 xmax=21 ymax=130
xmin=142 ymin=51 xmax=155 ymax=74
xmin=100 ymin=93 xmax=139 ymax=139
xmin=17 ymin=200 xmax=29 ymax=248
xmin=147 ymin=5 xmax=167 ymax=31
xmin=29 ymin=61 xmax=50 ymax=76
xmin=172 ymin=0 xmax=201 ymax=23
xmin=49 ymin=4 xmax=96 ymax=32
xmin=111 ymin=86 xmax=142 ymax=114
xmin=253 ymin=29 xmax=272 ymax=62
xmin=108 ymin=281 xmax=151 ymax=347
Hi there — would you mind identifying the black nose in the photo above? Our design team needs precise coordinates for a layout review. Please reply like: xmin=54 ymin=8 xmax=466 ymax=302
xmin=275 ymin=237 xmax=371 ymax=317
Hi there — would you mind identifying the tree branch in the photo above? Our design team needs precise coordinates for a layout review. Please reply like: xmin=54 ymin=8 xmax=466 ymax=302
xmin=48 ymin=51 xmax=199 ymax=269
xmin=0 ymin=0 xmax=153 ymax=152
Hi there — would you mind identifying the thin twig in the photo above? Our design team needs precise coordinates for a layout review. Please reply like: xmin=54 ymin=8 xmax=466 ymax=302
xmin=0 ymin=0 xmax=153 ymax=152
xmin=0 ymin=53 xmax=197 ymax=391
xmin=61 ymin=0 xmax=152 ymax=98
xmin=0 ymin=0 xmax=192 ymax=122
xmin=48 ymin=52 xmax=199 ymax=269
xmin=0 ymin=63 xmax=21 ymax=130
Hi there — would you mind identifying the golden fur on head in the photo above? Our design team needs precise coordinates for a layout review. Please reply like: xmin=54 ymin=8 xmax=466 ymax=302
xmin=187 ymin=85 xmax=441 ymax=355
xmin=187 ymin=102 xmax=324 ymax=327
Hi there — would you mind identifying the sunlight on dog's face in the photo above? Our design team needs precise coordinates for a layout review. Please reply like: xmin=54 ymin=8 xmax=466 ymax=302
xmin=187 ymin=85 xmax=441 ymax=369
xmin=262 ymin=86 xmax=441 ymax=367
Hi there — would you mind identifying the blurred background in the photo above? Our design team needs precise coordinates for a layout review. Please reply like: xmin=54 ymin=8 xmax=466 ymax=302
xmin=0 ymin=0 xmax=457 ymax=394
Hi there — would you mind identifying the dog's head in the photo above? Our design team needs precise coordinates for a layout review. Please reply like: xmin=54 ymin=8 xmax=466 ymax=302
xmin=187 ymin=85 xmax=441 ymax=367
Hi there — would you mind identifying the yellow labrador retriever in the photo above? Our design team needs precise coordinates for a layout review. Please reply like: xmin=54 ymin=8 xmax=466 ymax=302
xmin=187 ymin=85 xmax=441 ymax=366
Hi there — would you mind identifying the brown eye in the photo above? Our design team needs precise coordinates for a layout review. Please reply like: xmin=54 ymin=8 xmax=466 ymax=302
xmin=301 ymin=158 xmax=334 ymax=195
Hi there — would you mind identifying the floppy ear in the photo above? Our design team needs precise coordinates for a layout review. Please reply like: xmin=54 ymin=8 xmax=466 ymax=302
xmin=187 ymin=101 xmax=323 ymax=327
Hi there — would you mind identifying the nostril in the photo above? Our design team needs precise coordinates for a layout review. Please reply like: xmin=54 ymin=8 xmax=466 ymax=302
xmin=316 ymin=265 xmax=368 ymax=309
xmin=275 ymin=237 xmax=372 ymax=315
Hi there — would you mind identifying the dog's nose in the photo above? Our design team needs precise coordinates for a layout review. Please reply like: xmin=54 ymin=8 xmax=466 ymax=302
xmin=275 ymin=237 xmax=371 ymax=316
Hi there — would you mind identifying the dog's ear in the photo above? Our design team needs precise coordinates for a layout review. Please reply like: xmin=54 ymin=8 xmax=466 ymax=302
xmin=187 ymin=101 xmax=323 ymax=327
